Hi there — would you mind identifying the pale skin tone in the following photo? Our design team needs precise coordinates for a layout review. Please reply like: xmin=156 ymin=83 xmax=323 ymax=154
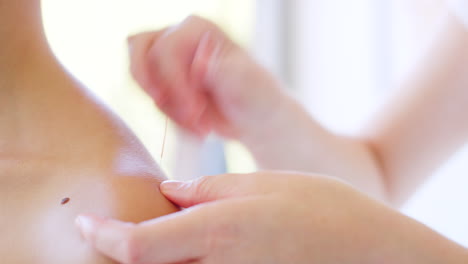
xmin=0 ymin=0 xmax=177 ymax=263
xmin=79 ymin=173 xmax=468 ymax=264
xmin=78 ymin=11 xmax=468 ymax=264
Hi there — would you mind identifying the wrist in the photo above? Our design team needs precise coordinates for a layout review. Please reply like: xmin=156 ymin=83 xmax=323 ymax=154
xmin=219 ymin=54 xmax=294 ymax=142
xmin=236 ymin=88 xmax=295 ymax=145
xmin=237 ymin=90 xmax=315 ymax=163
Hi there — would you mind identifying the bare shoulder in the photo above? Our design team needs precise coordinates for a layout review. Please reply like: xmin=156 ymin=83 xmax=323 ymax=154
xmin=0 ymin=158 xmax=178 ymax=264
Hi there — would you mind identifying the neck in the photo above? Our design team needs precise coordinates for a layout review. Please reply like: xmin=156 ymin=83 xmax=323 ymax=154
xmin=0 ymin=0 xmax=72 ymax=154
xmin=0 ymin=0 xmax=52 ymax=76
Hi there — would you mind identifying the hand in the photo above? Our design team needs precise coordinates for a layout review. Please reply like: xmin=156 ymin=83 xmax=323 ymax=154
xmin=127 ymin=15 xmax=288 ymax=138
xmin=75 ymin=172 xmax=466 ymax=264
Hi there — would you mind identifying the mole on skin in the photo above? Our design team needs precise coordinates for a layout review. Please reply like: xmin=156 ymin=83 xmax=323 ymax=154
xmin=61 ymin=197 xmax=70 ymax=205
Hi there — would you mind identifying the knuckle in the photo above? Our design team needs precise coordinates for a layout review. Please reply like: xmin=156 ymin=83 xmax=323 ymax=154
xmin=147 ymin=43 xmax=164 ymax=66
xmin=184 ymin=14 xmax=205 ymax=25
xmin=192 ymin=176 xmax=214 ymax=198
xmin=183 ymin=15 xmax=217 ymax=31
xmin=147 ymin=47 xmax=169 ymax=79
xmin=193 ymin=174 xmax=244 ymax=198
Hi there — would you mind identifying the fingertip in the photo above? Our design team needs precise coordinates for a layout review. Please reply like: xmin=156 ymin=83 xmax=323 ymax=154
xmin=160 ymin=180 xmax=185 ymax=195
xmin=75 ymin=214 xmax=105 ymax=242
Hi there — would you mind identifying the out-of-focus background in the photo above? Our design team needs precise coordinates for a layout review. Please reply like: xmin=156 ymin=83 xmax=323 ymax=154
xmin=42 ymin=0 xmax=468 ymax=246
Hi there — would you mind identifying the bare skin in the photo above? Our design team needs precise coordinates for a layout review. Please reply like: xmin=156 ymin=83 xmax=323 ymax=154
xmin=126 ymin=14 xmax=468 ymax=206
xmin=0 ymin=0 xmax=178 ymax=263
xmin=79 ymin=172 xmax=468 ymax=264
xmin=76 ymin=13 xmax=468 ymax=263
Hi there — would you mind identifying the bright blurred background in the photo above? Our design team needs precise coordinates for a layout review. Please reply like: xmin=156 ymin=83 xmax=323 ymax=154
xmin=42 ymin=0 xmax=468 ymax=246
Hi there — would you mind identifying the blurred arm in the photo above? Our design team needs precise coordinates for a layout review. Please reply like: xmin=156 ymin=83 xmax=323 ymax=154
xmin=242 ymin=14 xmax=468 ymax=206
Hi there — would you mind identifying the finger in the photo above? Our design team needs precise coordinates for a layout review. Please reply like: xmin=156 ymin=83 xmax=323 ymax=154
xmin=160 ymin=172 xmax=305 ymax=208
xmin=191 ymin=93 xmax=231 ymax=138
xmin=128 ymin=30 xmax=167 ymax=101
xmin=147 ymin=39 xmax=205 ymax=134
xmin=184 ymin=33 xmax=231 ymax=137
xmin=145 ymin=17 xmax=231 ymax=135
xmin=128 ymin=31 xmax=190 ymax=134
xmin=76 ymin=209 xmax=213 ymax=264
xmin=129 ymin=29 xmax=205 ymax=136
xmin=160 ymin=173 xmax=266 ymax=208
xmin=191 ymin=31 xmax=217 ymax=88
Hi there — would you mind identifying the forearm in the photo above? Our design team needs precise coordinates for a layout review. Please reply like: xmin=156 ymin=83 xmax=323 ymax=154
xmin=239 ymin=94 xmax=388 ymax=202
xmin=370 ymin=206 xmax=468 ymax=264
xmin=240 ymin=14 xmax=468 ymax=207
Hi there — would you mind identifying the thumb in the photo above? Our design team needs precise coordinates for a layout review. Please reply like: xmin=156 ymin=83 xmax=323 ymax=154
xmin=75 ymin=208 xmax=212 ymax=264
xmin=160 ymin=174 xmax=255 ymax=208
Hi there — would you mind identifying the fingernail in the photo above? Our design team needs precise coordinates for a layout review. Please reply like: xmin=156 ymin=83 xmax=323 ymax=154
xmin=161 ymin=180 xmax=185 ymax=193
xmin=75 ymin=215 xmax=97 ymax=241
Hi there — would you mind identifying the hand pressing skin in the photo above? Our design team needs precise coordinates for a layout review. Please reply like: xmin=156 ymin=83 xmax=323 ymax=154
xmin=128 ymin=15 xmax=288 ymax=139
xmin=75 ymin=172 xmax=468 ymax=264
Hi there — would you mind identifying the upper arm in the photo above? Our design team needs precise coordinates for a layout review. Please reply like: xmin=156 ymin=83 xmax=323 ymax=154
xmin=367 ymin=14 xmax=468 ymax=205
